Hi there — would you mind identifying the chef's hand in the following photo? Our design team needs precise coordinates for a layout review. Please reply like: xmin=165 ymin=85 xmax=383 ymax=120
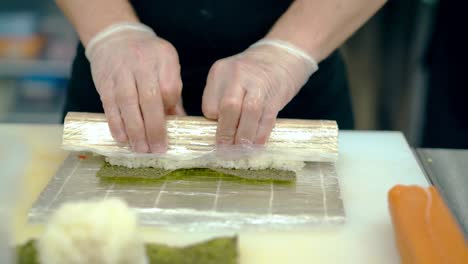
xmin=202 ymin=39 xmax=318 ymax=145
xmin=86 ymin=22 xmax=184 ymax=153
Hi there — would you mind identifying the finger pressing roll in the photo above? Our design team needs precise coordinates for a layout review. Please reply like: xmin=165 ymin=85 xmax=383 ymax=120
xmin=255 ymin=107 xmax=278 ymax=145
xmin=38 ymin=198 xmax=148 ymax=264
xmin=115 ymin=73 xmax=149 ymax=153
xmin=134 ymin=70 xmax=167 ymax=153
xmin=156 ymin=46 xmax=183 ymax=111
xmin=249 ymin=39 xmax=319 ymax=75
xmin=216 ymin=84 xmax=245 ymax=145
xmin=85 ymin=22 xmax=156 ymax=60
xmin=100 ymin=91 xmax=127 ymax=143
xmin=202 ymin=60 xmax=228 ymax=120
xmin=235 ymin=91 xmax=264 ymax=145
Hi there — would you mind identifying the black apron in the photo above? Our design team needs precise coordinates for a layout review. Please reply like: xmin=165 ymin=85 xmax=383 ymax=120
xmin=63 ymin=0 xmax=354 ymax=129
xmin=422 ymin=1 xmax=468 ymax=148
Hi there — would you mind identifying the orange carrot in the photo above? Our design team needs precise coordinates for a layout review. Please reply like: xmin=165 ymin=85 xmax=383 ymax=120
xmin=388 ymin=185 xmax=468 ymax=264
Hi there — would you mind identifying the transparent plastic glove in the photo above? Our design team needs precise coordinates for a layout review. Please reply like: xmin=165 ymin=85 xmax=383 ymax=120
xmin=86 ymin=22 xmax=184 ymax=153
xmin=202 ymin=39 xmax=318 ymax=145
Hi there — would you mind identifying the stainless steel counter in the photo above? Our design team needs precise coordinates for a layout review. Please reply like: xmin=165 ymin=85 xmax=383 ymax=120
xmin=416 ymin=148 xmax=468 ymax=238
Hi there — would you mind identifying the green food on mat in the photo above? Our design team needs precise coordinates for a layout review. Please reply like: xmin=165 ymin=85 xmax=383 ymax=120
xmin=97 ymin=162 xmax=173 ymax=179
xmin=97 ymin=162 xmax=296 ymax=182
xmin=16 ymin=237 xmax=238 ymax=264
xmin=16 ymin=240 xmax=38 ymax=264
xmin=212 ymin=167 xmax=295 ymax=181
xmin=146 ymin=236 xmax=237 ymax=264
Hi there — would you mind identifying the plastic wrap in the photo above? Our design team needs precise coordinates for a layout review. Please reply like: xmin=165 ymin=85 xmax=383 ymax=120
xmin=29 ymin=153 xmax=345 ymax=231
xmin=62 ymin=112 xmax=338 ymax=162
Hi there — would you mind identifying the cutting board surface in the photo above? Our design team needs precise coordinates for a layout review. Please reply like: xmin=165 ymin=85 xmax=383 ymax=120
xmin=139 ymin=131 xmax=429 ymax=264
xmin=3 ymin=125 xmax=428 ymax=264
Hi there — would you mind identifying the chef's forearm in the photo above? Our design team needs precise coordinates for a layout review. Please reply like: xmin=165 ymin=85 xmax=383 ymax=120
xmin=55 ymin=0 xmax=139 ymax=46
xmin=266 ymin=0 xmax=386 ymax=62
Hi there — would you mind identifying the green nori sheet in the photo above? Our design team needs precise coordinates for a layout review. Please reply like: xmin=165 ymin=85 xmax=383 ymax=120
xmin=97 ymin=162 xmax=173 ymax=179
xmin=16 ymin=240 xmax=38 ymax=264
xmin=97 ymin=162 xmax=296 ymax=182
xmin=212 ymin=167 xmax=295 ymax=181
xmin=16 ymin=237 xmax=238 ymax=264
xmin=145 ymin=236 xmax=237 ymax=264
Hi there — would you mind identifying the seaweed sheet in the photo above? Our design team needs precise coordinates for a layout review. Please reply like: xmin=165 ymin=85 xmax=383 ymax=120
xmin=16 ymin=237 xmax=237 ymax=264
xmin=97 ymin=162 xmax=296 ymax=182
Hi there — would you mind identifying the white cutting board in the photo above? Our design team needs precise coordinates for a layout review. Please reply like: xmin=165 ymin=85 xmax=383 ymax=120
xmin=140 ymin=131 xmax=429 ymax=264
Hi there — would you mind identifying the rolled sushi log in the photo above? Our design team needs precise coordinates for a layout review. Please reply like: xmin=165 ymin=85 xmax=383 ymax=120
xmin=62 ymin=112 xmax=338 ymax=165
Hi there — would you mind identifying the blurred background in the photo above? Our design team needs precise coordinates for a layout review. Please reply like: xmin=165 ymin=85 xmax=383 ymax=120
xmin=0 ymin=0 xmax=464 ymax=148
xmin=0 ymin=1 xmax=75 ymax=123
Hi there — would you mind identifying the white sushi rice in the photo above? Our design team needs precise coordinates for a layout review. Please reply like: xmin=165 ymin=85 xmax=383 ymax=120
xmin=38 ymin=198 xmax=147 ymax=264
xmin=106 ymin=156 xmax=305 ymax=172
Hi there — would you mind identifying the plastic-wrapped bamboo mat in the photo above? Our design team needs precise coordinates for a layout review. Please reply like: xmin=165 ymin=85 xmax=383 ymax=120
xmin=62 ymin=112 xmax=338 ymax=162
xmin=29 ymin=153 xmax=345 ymax=231
xmin=28 ymin=112 xmax=344 ymax=231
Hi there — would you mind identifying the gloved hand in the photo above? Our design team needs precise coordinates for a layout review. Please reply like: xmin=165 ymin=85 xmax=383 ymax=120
xmin=202 ymin=39 xmax=318 ymax=145
xmin=86 ymin=22 xmax=185 ymax=153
